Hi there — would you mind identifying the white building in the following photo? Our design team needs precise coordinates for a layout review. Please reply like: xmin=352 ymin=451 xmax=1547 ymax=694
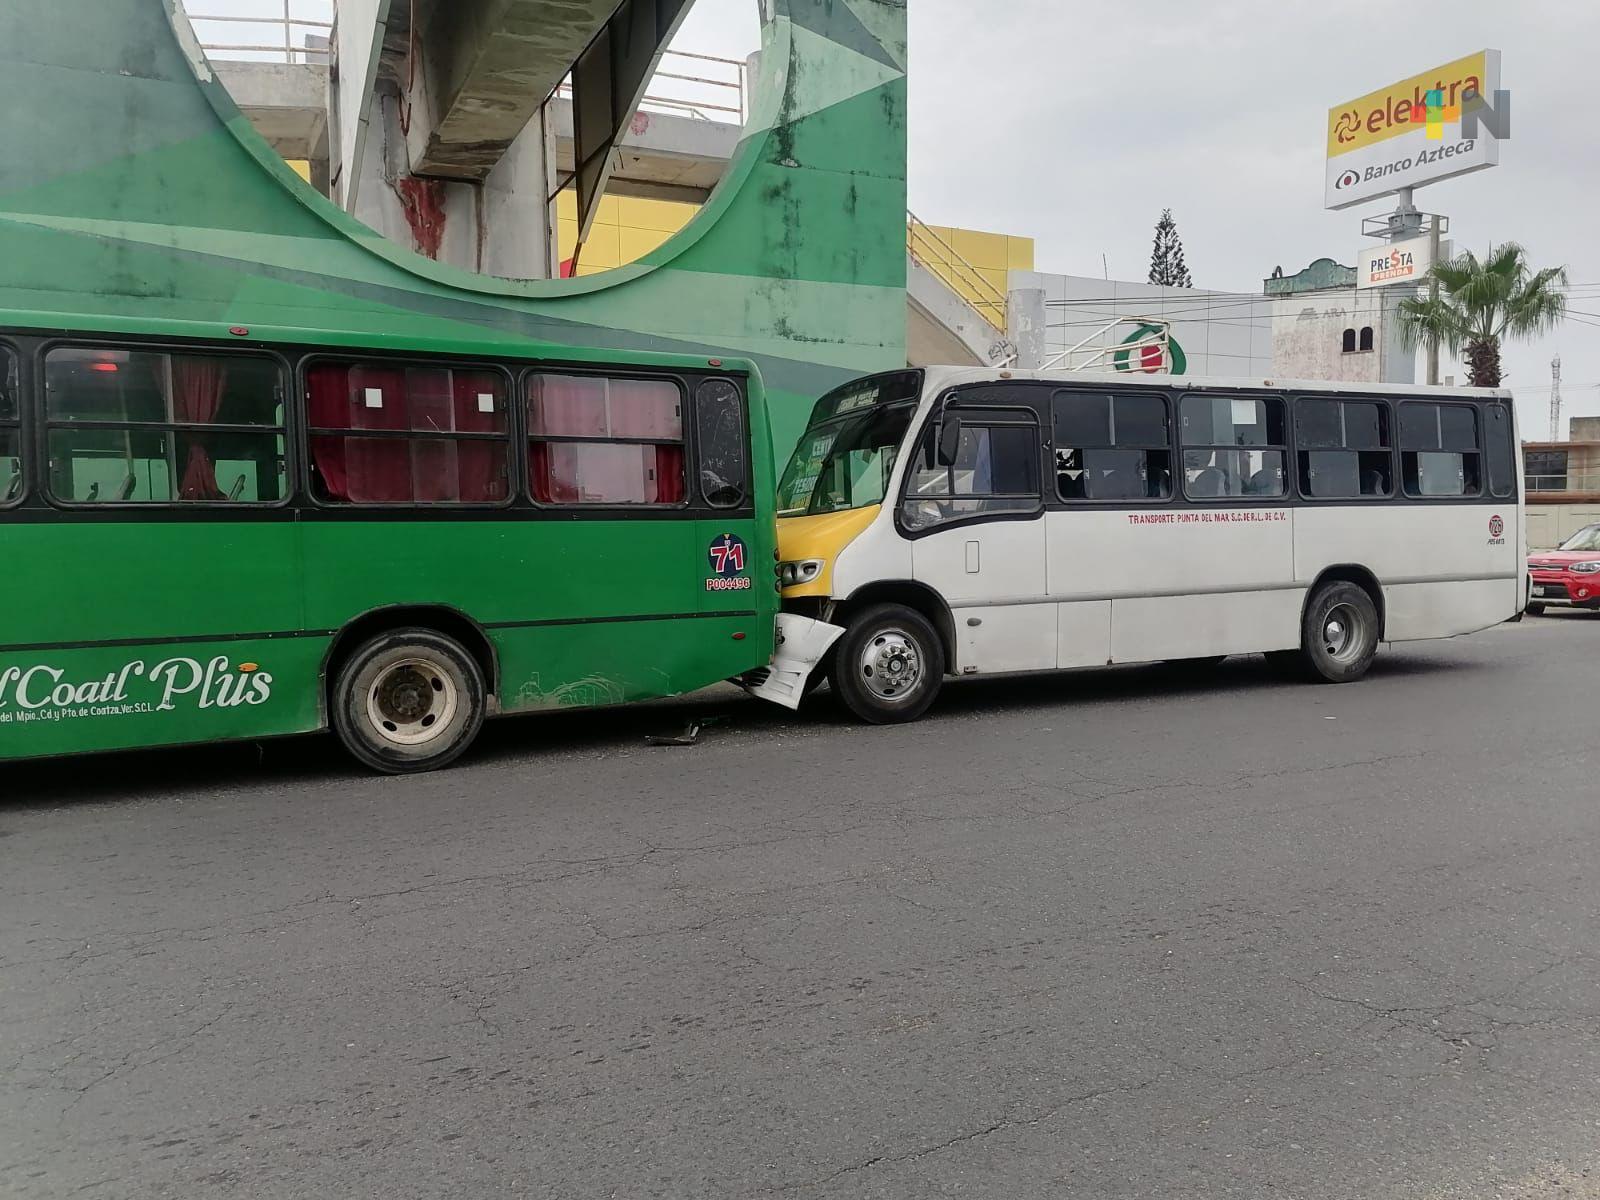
xmin=1008 ymin=272 xmax=1273 ymax=379
xmin=1264 ymin=258 xmax=1416 ymax=386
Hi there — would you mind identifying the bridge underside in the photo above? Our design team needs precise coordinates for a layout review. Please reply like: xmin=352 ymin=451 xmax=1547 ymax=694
xmin=384 ymin=0 xmax=623 ymax=180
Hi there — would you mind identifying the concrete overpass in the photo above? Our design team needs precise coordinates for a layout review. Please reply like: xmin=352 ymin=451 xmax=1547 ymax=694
xmin=215 ymin=61 xmax=331 ymax=189
xmin=202 ymin=2 xmax=1007 ymax=368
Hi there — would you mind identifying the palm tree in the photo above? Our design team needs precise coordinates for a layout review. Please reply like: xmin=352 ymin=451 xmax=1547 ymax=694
xmin=1396 ymin=242 xmax=1568 ymax=387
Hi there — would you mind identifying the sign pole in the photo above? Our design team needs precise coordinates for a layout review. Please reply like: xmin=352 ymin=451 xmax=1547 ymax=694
xmin=1387 ymin=187 xmax=1422 ymax=241
xmin=1426 ymin=213 xmax=1442 ymax=386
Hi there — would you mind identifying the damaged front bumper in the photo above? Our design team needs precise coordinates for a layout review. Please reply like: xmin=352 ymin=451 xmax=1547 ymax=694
xmin=740 ymin=613 xmax=845 ymax=710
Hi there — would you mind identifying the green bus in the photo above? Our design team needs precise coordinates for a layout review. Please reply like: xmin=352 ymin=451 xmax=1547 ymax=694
xmin=0 ymin=315 xmax=780 ymax=772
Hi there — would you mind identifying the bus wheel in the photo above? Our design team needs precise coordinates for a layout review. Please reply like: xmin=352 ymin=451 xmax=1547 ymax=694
xmin=1297 ymin=582 xmax=1380 ymax=684
xmin=332 ymin=628 xmax=487 ymax=774
xmin=830 ymin=603 xmax=945 ymax=724
xmin=1526 ymin=602 xmax=1546 ymax=617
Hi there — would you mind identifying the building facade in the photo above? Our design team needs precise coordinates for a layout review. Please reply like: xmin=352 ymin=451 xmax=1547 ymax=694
xmin=1523 ymin=424 xmax=1600 ymax=548
xmin=1265 ymin=259 xmax=1416 ymax=386
xmin=1007 ymin=272 xmax=1273 ymax=378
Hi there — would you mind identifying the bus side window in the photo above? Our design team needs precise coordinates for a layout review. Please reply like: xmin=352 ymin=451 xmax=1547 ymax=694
xmin=306 ymin=360 xmax=511 ymax=505
xmin=1179 ymin=395 xmax=1286 ymax=500
xmin=44 ymin=346 xmax=287 ymax=505
xmin=1297 ymin=398 xmax=1393 ymax=499
xmin=0 ymin=345 xmax=19 ymax=505
xmin=1052 ymin=391 xmax=1171 ymax=501
xmin=901 ymin=411 xmax=1040 ymax=531
xmin=695 ymin=378 xmax=747 ymax=509
xmin=1399 ymin=402 xmax=1481 ymax=498
xmin=527 ymin=373 xmax=685 ymax=506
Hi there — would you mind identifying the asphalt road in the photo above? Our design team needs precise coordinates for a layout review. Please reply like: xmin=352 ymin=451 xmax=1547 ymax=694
xmin=3 ymin=614 xmax=1599 ymax=1199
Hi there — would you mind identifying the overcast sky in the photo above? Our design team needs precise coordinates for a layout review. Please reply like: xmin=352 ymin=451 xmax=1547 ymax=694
xmin=672 ymin=0 xmax=1600 ymax=436
xmin=212 ymin=1 xmax=1600 ymax=436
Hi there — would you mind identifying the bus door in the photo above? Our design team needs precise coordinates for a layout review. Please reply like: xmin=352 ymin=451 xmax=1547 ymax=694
xmin=900 ymin=399 xmax=1053 ymax=675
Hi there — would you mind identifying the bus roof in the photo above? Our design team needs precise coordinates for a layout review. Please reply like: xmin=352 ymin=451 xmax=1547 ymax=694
xmin=0 ymin=309 xmax=759 ymax=379
xmin=920 ymin=365 xmax=1513 ymax=402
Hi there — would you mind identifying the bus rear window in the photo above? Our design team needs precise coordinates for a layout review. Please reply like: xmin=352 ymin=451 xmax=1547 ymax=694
xmin=695 ymin=379 xmax=748 ymax=509
xmin=1485 ymin=402 xmax=1516 ymax=499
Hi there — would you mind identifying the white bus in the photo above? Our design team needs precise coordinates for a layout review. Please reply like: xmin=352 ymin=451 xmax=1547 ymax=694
xmin=756 ymin=367 xmax=1526 ymax=722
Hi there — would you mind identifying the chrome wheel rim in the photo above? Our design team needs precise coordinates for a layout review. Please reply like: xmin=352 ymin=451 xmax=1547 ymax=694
xmin=858 ymin=628 xmax=923 ymax=702
xmin=1322 ymin=604 xmax=1364 ymax=663
xmin=366 ymin=658 xmax=458 ymax=747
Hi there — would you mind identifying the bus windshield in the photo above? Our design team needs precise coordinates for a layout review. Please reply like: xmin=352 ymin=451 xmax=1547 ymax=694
xmin=777 ymin=371 xmax=923 ymax=516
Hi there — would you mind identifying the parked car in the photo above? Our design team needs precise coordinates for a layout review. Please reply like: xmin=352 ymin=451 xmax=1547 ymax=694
xmin=1527 ymin=524 xmax=1600 ymax=615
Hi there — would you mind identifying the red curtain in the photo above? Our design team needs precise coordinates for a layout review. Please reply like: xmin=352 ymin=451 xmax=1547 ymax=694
xmin=345 ymin=366 xmax=411 ymax=503
xmin=405 ymin=368 xmax=453 ymax=503
xmin=310 ymin=365 xmax=512 ymax=504
xmin=609 ymin=379 xmax=682 ymax=439
xmin=655 ymin=445 xmax=686 ymax=504
xmin=526 ymin=375 xmax=684 ymax=505
xmin=451 ymin=371 xmax=506 ymax=503
xmin=306 ymin=364 xmax=350 ymax=501
xmin=528 ymin=442 xmax=684 ymax=505
xmin=528 ymin=443 xmax=574 ymax=504
xmin=528 ymin=375 xmax=606 ymax=437
xmin=173 ymin=357 xmax=226 ymax=501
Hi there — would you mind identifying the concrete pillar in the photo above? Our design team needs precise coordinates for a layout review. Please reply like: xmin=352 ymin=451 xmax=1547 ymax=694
xmin=350 ymin=91 xmax=414 ymax=246
xmin=479 ymin=109 xmax=557 ymax=280
xmin=1379 ymin=290 xmax=1417 ymax=386
xmin=1007 ymin=288 xmax=1048 ymax=370
xmin=347 ymin=86 xmax=554 ymax=279
xmin=331 ymin=0 xmax=394 ymax=211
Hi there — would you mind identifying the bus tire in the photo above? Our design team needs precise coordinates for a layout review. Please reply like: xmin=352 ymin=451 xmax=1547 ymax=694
xmin=1525 ymin=602 xmax=1546 ymax=617
xmin=331 ymin=628 xmax=487 ymax=774
xmin=1297 ymin=582 xmax=1380 ymax=684
xmin=829 ymin=603 xmax=945 ymax=724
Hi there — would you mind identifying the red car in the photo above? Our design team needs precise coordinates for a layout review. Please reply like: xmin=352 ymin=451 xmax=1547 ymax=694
xmin=1527 ymin=524 xmax=1600 ymax=614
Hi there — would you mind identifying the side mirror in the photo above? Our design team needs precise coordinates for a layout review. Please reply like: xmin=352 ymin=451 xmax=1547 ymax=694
xmin=936 ymin=415 xmax=963 ymax=466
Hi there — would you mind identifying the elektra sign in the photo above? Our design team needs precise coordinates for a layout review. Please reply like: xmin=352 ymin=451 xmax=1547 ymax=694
xmin=1325 ymin=50 xmax=1506 ymax=210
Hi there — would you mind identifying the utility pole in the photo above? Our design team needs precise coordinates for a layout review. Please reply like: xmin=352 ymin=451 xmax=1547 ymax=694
xmin=1550 ymin=354 xmax=1563 ymax=441
xmin=1425 ymin=213 xmax=1442 ymax=386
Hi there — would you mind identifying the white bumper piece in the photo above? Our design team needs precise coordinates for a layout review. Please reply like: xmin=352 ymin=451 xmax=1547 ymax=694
xmin=744 ymin=613 xmax=846 ymax=710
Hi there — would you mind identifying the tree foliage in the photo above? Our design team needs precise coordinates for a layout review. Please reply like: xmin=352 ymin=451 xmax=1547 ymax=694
xmin=1148 ymin=209 xmax=1193 ymax=288
xmin=1396 ymin=242 xmax=1568 ymax=387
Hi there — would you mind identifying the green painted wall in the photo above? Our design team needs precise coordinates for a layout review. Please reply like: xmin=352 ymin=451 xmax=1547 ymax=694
xmin=0 ymin=0 xmax=909 ymax=460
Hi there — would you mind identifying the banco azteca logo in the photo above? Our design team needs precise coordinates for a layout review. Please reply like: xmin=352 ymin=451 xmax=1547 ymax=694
xmin=1335 ymin=168 xmax=1361 ymax=191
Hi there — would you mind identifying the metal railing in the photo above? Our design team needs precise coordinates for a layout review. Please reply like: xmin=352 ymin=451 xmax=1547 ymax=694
xmin=905 ymin=212 xmax=1008 ymax=331
xmin=1526 ymin=473 xmax=1600 ymax=494
xmin=183 ymin=3 xmax=743 ymax=121
xmin=182 ymin=1 xmax=332 ymax=64
xmin=556 ymin=50 xmax=747 ymax=125
xmin=1042 ymin=316 xmax=1172 ymax=373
